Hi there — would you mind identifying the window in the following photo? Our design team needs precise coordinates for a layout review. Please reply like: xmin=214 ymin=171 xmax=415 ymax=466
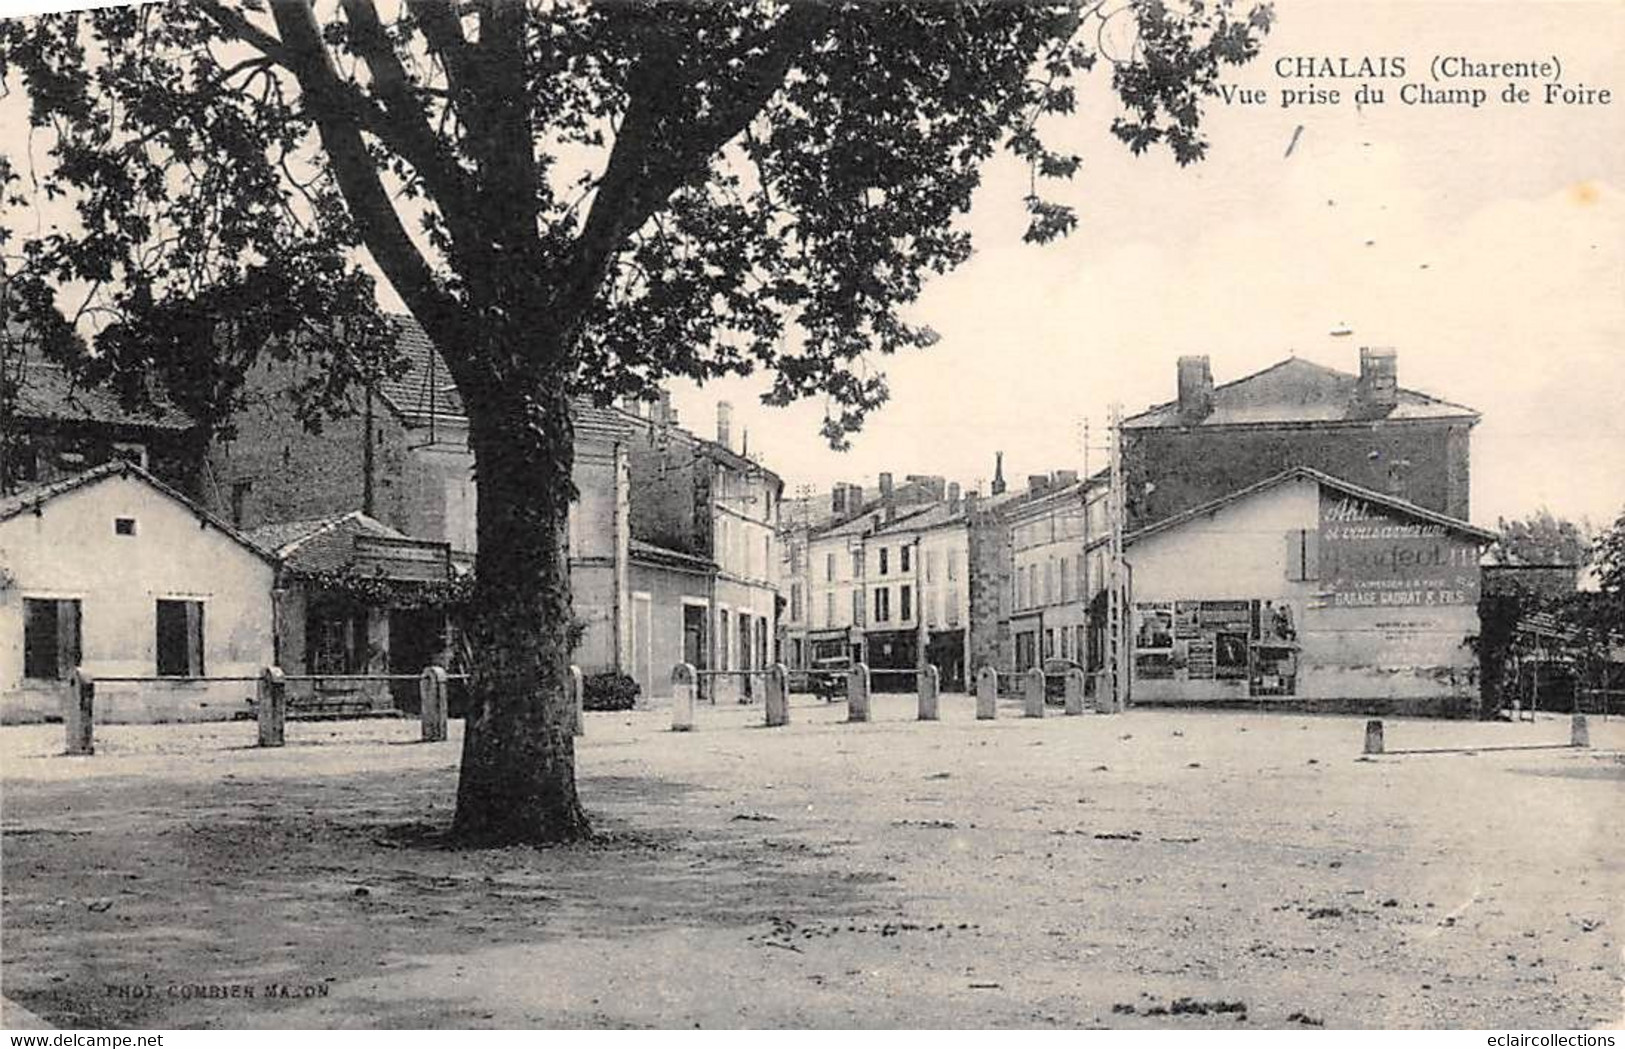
xmin=851 ymin=550 xmax=863 ymax=577
xmin=1060 ymin=557 xmax=1071 ymax=602
xmin=879 ymin=547 xmax=889 ymax=576
xmin=948 ymin=550 xmax=959 ymax=581
xmin=763 ymin=536 xmax=772 ymax=577
xmin=1286 ymin=528 xmax=1321 ymax=581
xmin=900 ymin=545 xmax=911 ymax=573
xmin=947 ymin=588 xmax=961 ymax=625
xmin=925 ymin=550 xmax=937 ymax=583
xmin=1044 ymin=559 xmax=1055 ymax=605
xmin=900 ymin=585 xmax=913 ymax=622
xmin=827 ymin=552 xmax=837 ymax=582
xmin=824 ymin=591 xmax=835 ymax=628
xmin=156 ymin=599 xmax=205 ymax=677
xmin=874 ymin=587 xmax=890 ymax=622
xmin=114 ymin=517 xmax=137 ymax=536
xmin=1044 ymin=629 xmax=1055 ymax=659
xmin=790 ymin=584 xmax=803 ymax=621
xmin=24 ymin=598 xmax=81 ymax=681
xmin=851 ymin=589 xmax=863 ymax=626
xmin=307 ymin=601 xmax=368 ymax=674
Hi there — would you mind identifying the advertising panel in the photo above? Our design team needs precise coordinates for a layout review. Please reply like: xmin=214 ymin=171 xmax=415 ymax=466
xmin=1319 ymin=492 xmax=1480 ymax=608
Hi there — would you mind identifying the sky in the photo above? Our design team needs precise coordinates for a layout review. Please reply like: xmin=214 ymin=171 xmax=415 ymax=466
xmin=1 ymin=0 xmax=1620 ymax=531
xmin=660 ymin=0 xmax=1625 ymax=532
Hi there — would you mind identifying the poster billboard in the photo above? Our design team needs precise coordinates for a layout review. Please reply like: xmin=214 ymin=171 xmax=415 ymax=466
xmin=1319 ymin=492 xmax=1481 ymax=608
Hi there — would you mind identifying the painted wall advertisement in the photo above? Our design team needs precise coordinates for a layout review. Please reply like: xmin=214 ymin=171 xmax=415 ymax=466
xmin=1319 ymin=492 xmax=1480 ymax=608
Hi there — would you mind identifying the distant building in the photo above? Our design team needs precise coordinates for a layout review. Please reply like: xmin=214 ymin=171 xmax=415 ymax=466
xmin=616 ymin=397 xmax=782 ymax=702
xmin=1000 ymin=470 xmax=1107 ymax=674
xmin=246 ymin=511 xmax=457 ymax=715
xmin=207 ymin=316 xmax=635 ymax=680
xmin=1 ymin=348 xmax=203 ymax=498
xmin=0 ymin=461 xmax=277 ymax=723
xmin=1123 ymin=349 xmax=1478 ymax=528
xmin=778 ymin=472 xmax=945 ymax=672
xmin=1123 ymin=467 xmax=1495 ymax=714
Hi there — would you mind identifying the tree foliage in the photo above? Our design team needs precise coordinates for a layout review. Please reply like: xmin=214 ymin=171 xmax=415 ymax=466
xmin=0 ymin=0 xmax=1273 ymax=844
xmin=1493 ymin=507 xmax=1592 ymax=568
xmin=2 ymin=0 xmax=1271 ymax=441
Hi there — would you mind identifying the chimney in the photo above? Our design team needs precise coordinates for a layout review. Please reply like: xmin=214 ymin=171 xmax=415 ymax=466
xmin=1177 ymin=355 xmax=1214 ymax=422
xmin=947 ymin=482 xmax=961 ymax=511
xmin=964 ymin=490 xmax=980 ymax=516
xmin=831 ymin=482 xmax=852 ymax=518
xmin=1357 ymin=347 xmax=1398 ymax=410
xmin=1028 ymin=473 xmax=1051 ymax=494
xmin=879 ymin=472 xmax=895 ymax=523
xmin=991 ymin=452 xmax=1007 ymax=496
xmin=1055 ymin=469 xmax=1079 ymax=486
xmin=716 ymin=401 xmax=733 ymax=450
xmin=656 ymin=388 xmax=674 ymax=427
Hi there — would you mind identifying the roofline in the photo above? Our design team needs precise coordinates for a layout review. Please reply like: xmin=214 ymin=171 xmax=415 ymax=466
xmin=269 ymin=510 xmax=369 ymax=559
xmin=630 ymin=540 xmax=719 ymax=575
xmin=1122 ymin=356 xmax=1481 ymax=427
xmin=0 ymin=460 xmax=281 ymax=566
xmin=1125 ymin=466 xmax=1498 ymax=545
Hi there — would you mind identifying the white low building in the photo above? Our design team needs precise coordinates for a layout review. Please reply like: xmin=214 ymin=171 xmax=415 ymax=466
xmin=1125 ymin=467 xmax=1496 ymax=713
xmin=0 ymin=461 xmax=277 ymax=723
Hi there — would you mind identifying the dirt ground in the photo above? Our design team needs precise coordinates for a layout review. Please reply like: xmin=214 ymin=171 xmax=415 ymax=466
xmin=2 ymin=694 xmax=1621 ymax=1030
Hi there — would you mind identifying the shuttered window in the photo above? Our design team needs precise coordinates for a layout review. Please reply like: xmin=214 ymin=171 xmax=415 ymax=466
xmin=156 ymin=599 xmax=205 ymax=677
xmin=1285 ymin=529 xmax=1321 ymax=582
xmin=24 ymin=598 xmax=81 ymax=681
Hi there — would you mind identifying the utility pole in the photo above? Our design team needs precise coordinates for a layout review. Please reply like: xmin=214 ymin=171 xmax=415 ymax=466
xmin=1106 ymin=402 xmax=1127 ymax=711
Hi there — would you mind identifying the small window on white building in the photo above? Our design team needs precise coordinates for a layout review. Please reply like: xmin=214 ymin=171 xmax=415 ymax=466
xmin=156 ymin=599 xmax=205 ymax=677
xmin=114 ymin=517 xmax=137 ymax=536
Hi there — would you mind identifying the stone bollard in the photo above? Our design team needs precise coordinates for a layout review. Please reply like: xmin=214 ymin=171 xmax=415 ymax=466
xmin=258 ymin=666 xmax=287 ymax=748
xmin=846 ymin=663 xmax=872 ymax=723
xmin=917 ymin=665 xmax=940 ymax=721
xmin=419 ymin=665 xmax=449 ymax=742
xmin=1363 ymin=719 xmax=1385 ymax=756
xmin=63 ymin=668 xmax=94 ymax=756
xmin=1064 ymin=667 xmax=1086 ymax=716
xmin=975 ymin=666 xmax=998 ymax=720
xmin=1571 ymin=712 xmax=1590 ymax=748
xmin=671 ymin=663 xmax=697 ymax=732
xmin=1091 ymin=669 xmax=1112 ymax=714
xmin=765 ymin=664 xmax=790 ymax=727
xmin=1024 ymin=667 xmax=1046 ymax=718
xmin=568 ymin=664 xmax=585 ymax=737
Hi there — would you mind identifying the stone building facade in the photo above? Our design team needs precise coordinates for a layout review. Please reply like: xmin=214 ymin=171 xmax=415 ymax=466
xmin=1122 ymin=350 xmax=1477 ymax=529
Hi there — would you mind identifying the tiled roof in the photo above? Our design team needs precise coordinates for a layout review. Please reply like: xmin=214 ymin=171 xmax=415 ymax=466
xmin=1124 ymin=357 xmax=1479 ymax=429
xmin=8 ymin=359 xmax=194 ymax=431
xmin=243 ymin=511 xmax=409 ymax=559
xmin=376 ymin=314 xmax=628 ymax=437
xmin=244 ymin=510 xmax=445 ymax=576
xmin=0 ymin=460 xmax=276 ymax=563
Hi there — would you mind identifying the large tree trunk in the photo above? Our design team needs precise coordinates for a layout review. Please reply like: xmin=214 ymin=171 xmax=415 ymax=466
xmin=449 ymin=333 xmax=589 ymax=846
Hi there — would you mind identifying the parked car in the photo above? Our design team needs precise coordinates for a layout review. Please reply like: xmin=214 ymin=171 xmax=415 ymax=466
xmin=808 ymin=656 xmax=852 ymax=702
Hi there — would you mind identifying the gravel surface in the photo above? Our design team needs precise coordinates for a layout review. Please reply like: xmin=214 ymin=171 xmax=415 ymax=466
xmin=2 ymin=697 xmax=1620 ymax=1029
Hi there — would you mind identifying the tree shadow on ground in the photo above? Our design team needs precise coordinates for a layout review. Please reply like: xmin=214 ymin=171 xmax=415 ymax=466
xmin=1 ymin=765 xmax=895 ymax=1029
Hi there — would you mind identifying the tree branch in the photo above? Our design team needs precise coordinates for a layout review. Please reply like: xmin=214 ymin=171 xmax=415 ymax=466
xmin=338 ymin=0 xmax=480 ymax=245
xmin=559 ymin=2 xmax=831 ymax=326
xmin=196 ymin=1 xmax=296 ymax=70
xmin=265 ymin=0 xmax=459 ymax=339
